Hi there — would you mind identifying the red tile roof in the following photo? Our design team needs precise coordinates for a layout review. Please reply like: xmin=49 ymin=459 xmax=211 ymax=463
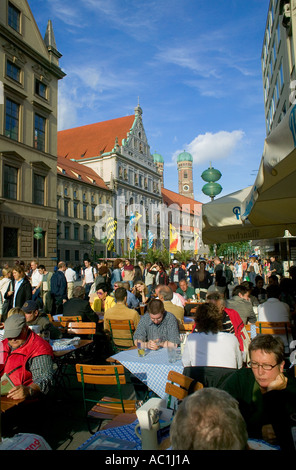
xmin=57 ymin=155 xmax=110 ymax=191
xmin=161 ymin=187 xmax=202 ymax=215
xmin=57 ymin=115 xmax=135 ymax=160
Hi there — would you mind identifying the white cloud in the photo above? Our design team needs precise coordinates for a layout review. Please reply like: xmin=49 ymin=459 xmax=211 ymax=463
xmin=171 ymin=130 xmax=245 ymax=166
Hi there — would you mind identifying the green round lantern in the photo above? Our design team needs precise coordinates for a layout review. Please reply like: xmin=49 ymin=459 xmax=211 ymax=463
xmin=202 ymin=182 xmax=222 ymax=198
xmin=201 ymin=162 xmax=222 ymax=200
xmin=201 ymin=167 xmax=222 ymax=183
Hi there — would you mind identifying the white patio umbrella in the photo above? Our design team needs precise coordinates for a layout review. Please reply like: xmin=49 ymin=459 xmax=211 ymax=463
xmin=202 ymin=186 xmax=294 ymax=245
xmin=241 ymin=104 xmax=296 ymax=234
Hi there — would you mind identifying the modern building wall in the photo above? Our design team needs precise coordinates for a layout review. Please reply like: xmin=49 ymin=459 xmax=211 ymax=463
xmin=262 ymin=0 xmax=296 ymax=134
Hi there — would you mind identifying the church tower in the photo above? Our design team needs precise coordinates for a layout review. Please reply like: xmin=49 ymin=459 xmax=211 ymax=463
xmin=177 ymin=150 xmax=194 ymax=198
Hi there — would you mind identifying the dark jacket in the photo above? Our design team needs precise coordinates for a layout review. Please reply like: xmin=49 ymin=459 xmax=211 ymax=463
xmin=5 ymin=276 xmax=32 ymax=310
xmin=50 ymin=270 xmax=67 ymax=300
xmin=62 ymin=297 xmax=98 ymax=323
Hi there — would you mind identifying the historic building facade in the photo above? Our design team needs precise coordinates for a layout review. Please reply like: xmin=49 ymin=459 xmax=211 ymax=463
xmin=0 ymin=0 xmax=65 ymax=269
xmin=57 ymin=156 xmax=112 ymax=264
xmin=58 ymin=104 xmax=165 ymax=255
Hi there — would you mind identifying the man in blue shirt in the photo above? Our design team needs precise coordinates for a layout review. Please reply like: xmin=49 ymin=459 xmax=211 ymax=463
xmin=133 ymin=298 xmax=180 ymax=350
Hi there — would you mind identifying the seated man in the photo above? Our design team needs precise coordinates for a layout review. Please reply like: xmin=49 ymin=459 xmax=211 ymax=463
xmin=157 ymin=285 xmax=184 ymax=325
xmin=22 ymin=300 xmax=62 ymax=340
xmin=0 ymin=314 xmax=54 ymax=400
xmin=62 ymin=286 xmax=98 ymax=323
xmin=226 ymin=285 xmax=257 ymax=325
xmin=176 ymin=279 xmax=195 ymax=300
xmin=104 ymin=287 xmax=140 ymax=348
xmin=170 ymin=388 xmax=248 ymax=450
xmin=251 ymin=275 xmax=267 ymax=301
xmin=258 ymin=284 xmax=290 ymax=323
xmin=221 ymin=334 xmax=296 ymax=451
xmin=133 ymin=298 xmax=180 ymax=350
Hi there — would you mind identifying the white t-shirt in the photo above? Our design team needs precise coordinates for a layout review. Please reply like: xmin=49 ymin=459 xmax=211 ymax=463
xmin=65 ymin=268 xmax=77 ymax=283
xmin=258 ymin=298 xmax=290 ymax=323
xmin=182 ymin=331 xmax=243 ymax=369
xmin=31 ymin=269 xmax=42 ymax=287
xmin=84 ymin=266 xmax=96 ymax=284
xmin=258 ymin=298 xmax=291 ymax=351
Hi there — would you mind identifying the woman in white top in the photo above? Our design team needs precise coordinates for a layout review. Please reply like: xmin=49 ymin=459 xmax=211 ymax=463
xmin=182 ymin=302 xmax=243 ymax=369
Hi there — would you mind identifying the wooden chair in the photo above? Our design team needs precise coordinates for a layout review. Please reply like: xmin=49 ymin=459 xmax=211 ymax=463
xmin=255 ymin=321 xmax=292 ymax=337
xmin=180 ymin=321 xmax=194 ymax=333
xmin=255 ymin=321 xmax=293 ymax=355
xmin=57 ymin=315 xmax=82 ymax=323
xmin=76 ymin=363 xmax=137 ymax=433
xmin=66 ymin=322 xmax=96 ymax=338
xmin=107 ymin=319 xmax=135 ymax=352
xmin=165 ymin=370 xmax=203 ymax=409
xmin=244 ymin=324 xmax=251 ymax=339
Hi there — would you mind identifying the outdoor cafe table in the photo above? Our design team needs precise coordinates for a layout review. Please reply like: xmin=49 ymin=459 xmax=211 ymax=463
xmin=52 ymin=338 xmax=93 ymax=388
xmin=1 ymin=396 xmax=25 ymax=413
xmin=107 ymin=347 xmax=184 ymax=399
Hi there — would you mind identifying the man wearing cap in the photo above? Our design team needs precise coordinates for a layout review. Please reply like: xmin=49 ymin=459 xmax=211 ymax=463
xmin=0 ymin=315 xmax=54 ymax=400
xmin=22 ymin=300 xmax=62 ymax=340
xmin=169 ymin=260 xmax=186 ymax=287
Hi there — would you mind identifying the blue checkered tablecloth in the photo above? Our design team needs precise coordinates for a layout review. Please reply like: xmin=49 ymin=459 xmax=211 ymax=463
xmin=77 ymin=420 xmax=141 ymax=450
xmin=110 ymin=348 xmax=184 ymax=398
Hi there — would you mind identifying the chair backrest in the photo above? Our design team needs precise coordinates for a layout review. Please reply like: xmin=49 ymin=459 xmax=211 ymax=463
xmin=67 ymin=322 xmax=96 ymax=336
xmin=165 ymin=370 xmax=203 ymax=407
xmin=57 ymin=316 xmax=83 ymax=323
xmin=255 ymin=321 xmax=291 ymax=336
xmin=76 ymin=364 xmax=126 ymax=386
xmin=108 ymin=319 xmax=135 ymax=350
xmin=244 ymin=324 xmax=251 ymax=338
xmin=180 ymin=321 xmax=194 ymax=332
xmin=76 ymin=364 xmax=127 ymax=412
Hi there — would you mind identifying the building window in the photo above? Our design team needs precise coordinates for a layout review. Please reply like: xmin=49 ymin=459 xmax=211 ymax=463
xmin=3 ymin=227 xmax=18 ymax=257
xmin=83 ymin=226 xmax=88 ymax=241
xmin=65 ymin=250 xmax=70 ymax=262
xmin=75 ymin=250 xmax=79 ymax=262
xmin=74 ymin=225 xmax=79 ymax=240
xmin=64 ymin=199 xmax=69 ymax=217
xmin=64 ymin=225 xmax=70 ymax=240
xmin=7 ymin=59 xmax=21 ymax=83
xmin=33 ymin=173 xmax=45 ymax=205
xmin=4 ymin=164 xmax=18 ymax=200
xmin=35 ymin=79 xmax=47 ymax=99
xmin=8 ymin=2 xmax=20 ymax=32
xmin=34 ymin=114 xmax=46 ymax=151
xmin=5 ymin=98 xmax=19 ymax=141
xmin=83 ymin=204 xmax=87 ymax=219
xmin=74 ymin=201 xmax=78 ymax=218
xmin=91 ymin=206 xmax=95 ymax=221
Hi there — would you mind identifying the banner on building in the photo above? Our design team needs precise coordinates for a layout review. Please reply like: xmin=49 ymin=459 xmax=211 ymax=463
xmin=169 ymin=223 xmax=180 ymax=253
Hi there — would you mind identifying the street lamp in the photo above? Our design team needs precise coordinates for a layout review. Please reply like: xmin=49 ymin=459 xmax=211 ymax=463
xmin=201 ymin=163 xmax=222 ymax=201
xmin=34 ymin=225 xmax=43 ymax=261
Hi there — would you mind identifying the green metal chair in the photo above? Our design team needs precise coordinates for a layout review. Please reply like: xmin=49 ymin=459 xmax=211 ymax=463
xmin=76 ymin=363 xmax=136 ymax=434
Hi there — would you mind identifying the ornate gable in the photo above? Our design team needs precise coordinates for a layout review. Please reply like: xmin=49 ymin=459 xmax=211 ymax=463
xmin=121 ymin=104 xmax=153 ymax=162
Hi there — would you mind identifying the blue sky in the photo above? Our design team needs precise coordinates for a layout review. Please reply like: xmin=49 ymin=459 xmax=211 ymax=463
xmin=29 ymin=0 xmax=270 ymax=203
